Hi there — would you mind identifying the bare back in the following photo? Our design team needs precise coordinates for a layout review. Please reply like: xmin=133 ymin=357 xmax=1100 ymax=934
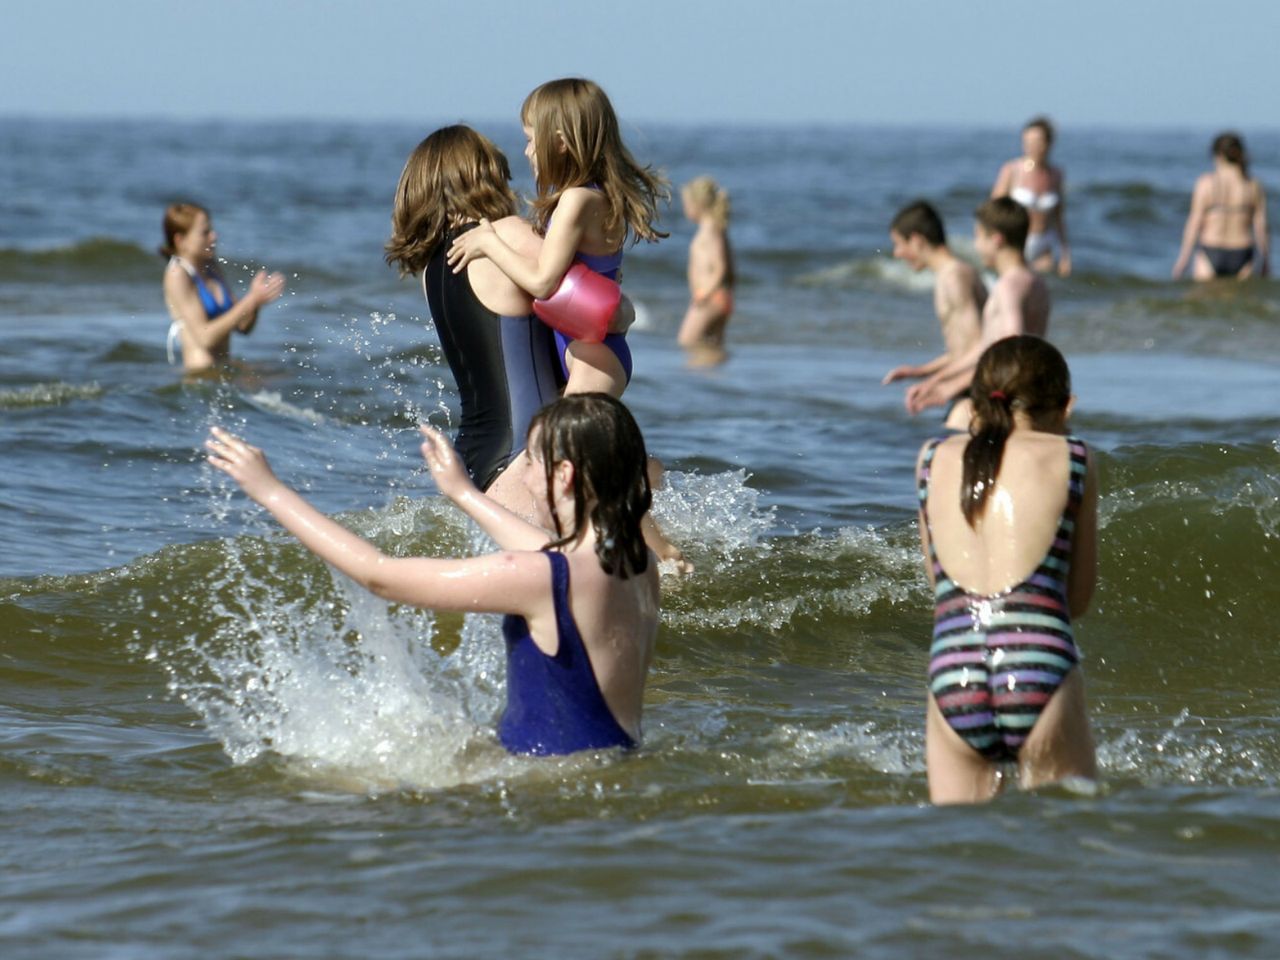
xmin=922 ymin=431 xmax=1071 ymax=595
xmin=1198 ymin=170 xmax=1260 ymax=248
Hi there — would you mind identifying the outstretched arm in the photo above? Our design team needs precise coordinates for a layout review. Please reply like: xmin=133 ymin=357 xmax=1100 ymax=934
xmin=418 ymin=425 xmax=552 ymax=551
xmin=205 ymin=427 xmax=548 ymax=615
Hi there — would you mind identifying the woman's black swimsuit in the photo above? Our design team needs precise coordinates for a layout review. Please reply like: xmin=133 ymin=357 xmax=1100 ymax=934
xmin=425 ymin=224 xmax=563 ymax=489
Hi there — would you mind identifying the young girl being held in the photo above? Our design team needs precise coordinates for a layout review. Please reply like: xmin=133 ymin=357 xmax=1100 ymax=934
xmin=915 ymin=335 xmax=1098 ymax=803
xmin=446 ymin=77 xmax=668 ymax=399
xmin=160 ymin=203 xmax=285 ymax=373
xmin=676 ymin=176 xmax=735 ymax=367
xmin=206 ymin=393 xmax=659 ymax=757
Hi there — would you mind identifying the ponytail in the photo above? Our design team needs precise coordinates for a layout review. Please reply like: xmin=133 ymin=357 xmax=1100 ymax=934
xmin=961 ymin=390 xmax=1015 ymax=526
xmin=961 ymin=336 xmax=1072 ymax=527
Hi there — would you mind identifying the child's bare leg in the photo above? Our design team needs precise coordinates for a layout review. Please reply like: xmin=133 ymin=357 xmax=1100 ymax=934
xmin=1017 ymin=669 xmax=1098 ymax=791
xmin=564 ymin=341 xmax=627 ymax=398
xmin=926 ymin=693 xmax=1001 ymax=804
xmin=677 ymin=301 xmax=719 ymax=349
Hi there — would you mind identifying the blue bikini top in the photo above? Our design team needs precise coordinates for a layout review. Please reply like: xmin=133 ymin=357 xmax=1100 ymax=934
xmin=167 ymin=257 xmax=235 ymax=363
xmin=497 ymin=551 xmax=637 ymax=756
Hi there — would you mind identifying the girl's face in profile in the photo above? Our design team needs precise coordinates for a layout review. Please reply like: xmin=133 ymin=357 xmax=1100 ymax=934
xmin=522 ymin=125 xmax=539 ymax=179
xmin=176 ymin=212 xmax=216 ymax=262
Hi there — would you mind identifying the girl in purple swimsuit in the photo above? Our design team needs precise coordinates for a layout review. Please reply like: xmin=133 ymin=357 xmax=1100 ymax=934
xmin=205 ymin=393 xmax=659 ymax=757
xmin=446 ymin=77 xmax=668 ymax=400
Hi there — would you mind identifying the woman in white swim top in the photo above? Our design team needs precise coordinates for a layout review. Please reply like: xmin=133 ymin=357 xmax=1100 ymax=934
xmin=991 ymin=117 xmax=1071 ymax=278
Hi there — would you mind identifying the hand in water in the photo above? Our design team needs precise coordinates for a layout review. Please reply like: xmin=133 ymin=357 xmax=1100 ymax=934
xmin=205 ymin=427 xmax=283 ymax=502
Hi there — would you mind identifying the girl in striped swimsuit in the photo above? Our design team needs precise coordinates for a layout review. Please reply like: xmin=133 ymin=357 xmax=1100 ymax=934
xmin=914 ymin=335 xmax=1099 ymax=804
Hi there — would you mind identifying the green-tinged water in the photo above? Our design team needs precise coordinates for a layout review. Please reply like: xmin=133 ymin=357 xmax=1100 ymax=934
xmin=2 ymin=118 xmax=1280 ymax=957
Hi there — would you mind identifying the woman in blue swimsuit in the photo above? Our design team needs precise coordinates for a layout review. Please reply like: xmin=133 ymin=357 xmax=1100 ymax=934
xmin=160 ymin=202 xmax=285 ymax=372
xmin=205 ymin=393 xmax=659 ymax=757
xmin=915 ymin=336 xmax=1099 ymax=803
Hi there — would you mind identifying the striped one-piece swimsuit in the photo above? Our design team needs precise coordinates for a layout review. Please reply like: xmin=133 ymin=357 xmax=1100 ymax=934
xmin=919 ymin=436 xmax=1088 ymax=763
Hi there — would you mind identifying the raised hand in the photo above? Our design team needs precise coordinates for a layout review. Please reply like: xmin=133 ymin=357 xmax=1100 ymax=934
xmin=419 ymin=424 xmax=478 ymax=502
xmin=205 ymin=427 xmax=284 ymax=503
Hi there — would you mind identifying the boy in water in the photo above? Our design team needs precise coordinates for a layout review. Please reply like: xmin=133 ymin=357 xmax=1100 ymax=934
xmin=882 ymin=201 xmax=986 ymax=422
xmin=904 ymin=197 xmax=1050 ymax=429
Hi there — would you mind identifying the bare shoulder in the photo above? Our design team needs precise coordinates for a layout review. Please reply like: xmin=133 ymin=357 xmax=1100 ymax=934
xmin=492 ymin=215 xmax=541 ymax=256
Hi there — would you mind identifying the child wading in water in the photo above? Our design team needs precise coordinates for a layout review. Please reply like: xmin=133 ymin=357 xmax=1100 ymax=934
xmin=915 ymin=336 xmax=1098 ymax=803
xmin=446 ymin=76 xmax=667 ymax=398
xmin=676 ymin=176 xmax=735 ymax=366
xmin=206 ymin=393 xmax=659 ymax=757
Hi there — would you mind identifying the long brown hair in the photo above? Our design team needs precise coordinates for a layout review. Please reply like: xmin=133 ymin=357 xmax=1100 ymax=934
xmin=158 ymin=202 xmax=208 ymax=259
xmin=384 ymin=125 xmax=519 ymax=277
xmin=961 ymin=336 xmax=1071 ymax=527
xmin=530 ymin=393 xmax=652 ymax=578
xmin=520 ymin=78 xmax=669 ymax=245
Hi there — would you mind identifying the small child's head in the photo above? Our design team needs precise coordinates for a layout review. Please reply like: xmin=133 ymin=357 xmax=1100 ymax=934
xmin=961 ymin=335 xmax=1072 ymax=526
xmin=1211 ymin=131 xmax=1248 ymax=176
xmin=384 ymin=125 xmax=518 ymax=277
xmin=520 ymin=77 xmax=669 ymax=243
xmin=974 ymin=197 xmax=1029 ymax=266
xmin=1021 ymin=116 xmax=1055 ymax=162
xmin=527 ymin=393 xmax=652 ymax=578
xmin=159 ymin=202 xmax=211 ymax=260
xmin=682 ymin=176 xmax=730 ymax=229
xmin=889 ymin=201 xmax=946 ymax=271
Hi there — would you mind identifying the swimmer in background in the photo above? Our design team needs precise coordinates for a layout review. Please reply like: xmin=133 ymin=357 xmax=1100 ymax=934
xmin=1173 ymin=132 xmax=1271 ymax=281
xmin=160 ymin=203 xmax=285 ymax=373
xmin=206 ymin=393 xmax=659 ymax=758
xmin=915 ymin=335 xmax=1098 ymax=803
xmin=676 ymin=176 xmax=735 ymax=366
xmin=881 ymin=201 xmax=987 ymax=419
xmin=906 ymin=198 xmax=1050 ymax=429
xmin=991 ymin=117 xmax=1072 ymax=278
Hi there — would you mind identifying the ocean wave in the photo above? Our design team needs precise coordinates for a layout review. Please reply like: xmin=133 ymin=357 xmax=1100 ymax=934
xmin=0 ymin=237 xmax=158 ymax=283
xmin=0 ymin=381 xmax=104 ymax=409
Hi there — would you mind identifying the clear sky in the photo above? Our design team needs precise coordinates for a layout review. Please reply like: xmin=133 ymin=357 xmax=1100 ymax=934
xmin=3 ymin=0 xmax=1277 ymax=130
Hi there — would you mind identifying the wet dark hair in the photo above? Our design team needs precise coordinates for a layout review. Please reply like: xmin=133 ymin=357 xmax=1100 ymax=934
xmin=1212 ymin=131 xmax=1249 ymax=177
xmin=975 ymin=196 xmax=1029 ymax=253
xmin=961 ymin=335 xmax=1071 ymax=527
xmin=891 ymin=200 xmax=946 ymax=247
xmin=530 ymin=393 xmax=651 ymax=577
xmin=1024 ymin=115 xmax=1055 ymax=148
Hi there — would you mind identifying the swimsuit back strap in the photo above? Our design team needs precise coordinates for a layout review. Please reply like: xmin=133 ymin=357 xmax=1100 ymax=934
xmin=916 ymin=436 xmax=945 ymax=508
xmin=545 ymin=550 xmax=578 ymax=656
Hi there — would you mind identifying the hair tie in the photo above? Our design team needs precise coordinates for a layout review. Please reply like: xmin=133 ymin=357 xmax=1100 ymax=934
xmin=989 ymin=390 xmax=1008 ymax=402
